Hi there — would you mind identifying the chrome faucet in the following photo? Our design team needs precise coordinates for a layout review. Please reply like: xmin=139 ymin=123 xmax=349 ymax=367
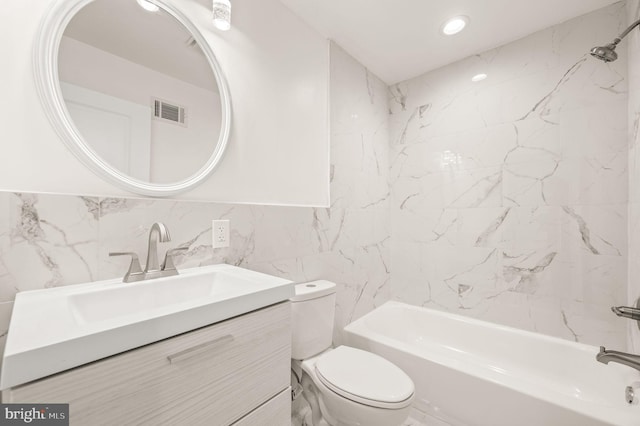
xmin=109 ymin=222 xmax=188 ymax=283
xmin=597 ymin=346 xmax=640 ymax=373
xmin=144 ymin=222 xmax=171 ymax=275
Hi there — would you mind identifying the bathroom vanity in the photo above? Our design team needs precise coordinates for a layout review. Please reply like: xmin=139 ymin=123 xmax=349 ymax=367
xmin=0 ymin=265 xmax=294 ymax=425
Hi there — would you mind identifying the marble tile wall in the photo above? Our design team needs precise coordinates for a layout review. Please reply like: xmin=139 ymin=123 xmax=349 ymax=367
xmin=628 ymin=0 xmax=640 ymax=353
xmin=0 ymin=42 xmax=390 ymax=357
xmin=389 ymin=2 xmax=629 ymax=348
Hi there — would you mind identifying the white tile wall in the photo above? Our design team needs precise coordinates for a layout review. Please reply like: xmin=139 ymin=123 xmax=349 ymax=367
xmin=389 ymin=2 xmax=629 ymax=348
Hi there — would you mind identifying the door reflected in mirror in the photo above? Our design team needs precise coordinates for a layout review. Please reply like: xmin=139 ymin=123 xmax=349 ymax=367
xmin=58 ymin=0 xmax=223 ymax=184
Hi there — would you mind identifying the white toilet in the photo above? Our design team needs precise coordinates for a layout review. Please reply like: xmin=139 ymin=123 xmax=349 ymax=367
xmin=291 ymin=280 xmax=414 ymax=426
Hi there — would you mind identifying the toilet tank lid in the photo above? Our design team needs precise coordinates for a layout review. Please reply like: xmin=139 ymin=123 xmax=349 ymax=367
xmin=290 ymin=280 xmax=336 ymax=302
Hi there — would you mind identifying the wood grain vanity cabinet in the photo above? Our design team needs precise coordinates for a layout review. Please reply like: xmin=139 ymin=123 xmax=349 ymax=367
xmin=2 ymin=302 xmax=292 ymax=426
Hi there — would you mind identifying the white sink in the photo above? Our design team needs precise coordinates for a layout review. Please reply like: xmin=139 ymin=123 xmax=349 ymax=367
xmin=69 ymin=268 xmax=266 ymax=324
xmin=0 ymin=264 xmax=293 ymax=390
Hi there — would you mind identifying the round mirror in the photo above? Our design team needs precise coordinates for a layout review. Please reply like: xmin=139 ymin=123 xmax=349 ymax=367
xmin=34 ymin=0 xmax=231 ymax=196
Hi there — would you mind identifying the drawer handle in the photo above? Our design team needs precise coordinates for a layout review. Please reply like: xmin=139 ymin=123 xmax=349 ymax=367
xmin=167 ymin=334 xmax=234 ymax=364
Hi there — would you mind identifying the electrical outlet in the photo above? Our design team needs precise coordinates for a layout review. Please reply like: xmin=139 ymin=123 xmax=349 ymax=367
xmin=212 ymin=219 xmax=230 ymax=248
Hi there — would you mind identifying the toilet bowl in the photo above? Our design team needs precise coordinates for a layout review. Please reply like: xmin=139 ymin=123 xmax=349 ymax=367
xmin=291 ymin=281 xmax=414 ymax=426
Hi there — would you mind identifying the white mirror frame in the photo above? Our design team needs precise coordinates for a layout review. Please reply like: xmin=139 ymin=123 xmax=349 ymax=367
xmin=34 ymin=0 xmax=232 ymax=197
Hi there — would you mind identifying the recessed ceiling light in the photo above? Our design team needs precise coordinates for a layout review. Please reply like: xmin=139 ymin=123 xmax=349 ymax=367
xmin=471 ymin=73 xmax=487 ymax=82
xmin=442 ymin=16 xmax=469 ymax=35
xmin=136 ymin=0 xmax=159 ymax=12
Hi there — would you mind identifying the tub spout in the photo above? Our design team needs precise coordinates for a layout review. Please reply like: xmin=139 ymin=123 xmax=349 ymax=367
xmin=597 ymin=346 xmax=640 ymax=372
xmin=611 ymin=305 xmax=640 ymax=321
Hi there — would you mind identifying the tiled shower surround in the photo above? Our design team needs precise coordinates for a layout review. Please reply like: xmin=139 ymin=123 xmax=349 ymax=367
xmin=389 ymin=2 xmax=629 ymax=348
xmin=0 ymin=1 xmax=634 ymax=368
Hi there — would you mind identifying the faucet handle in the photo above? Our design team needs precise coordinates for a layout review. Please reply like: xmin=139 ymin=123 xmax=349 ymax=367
xmin=162 ymin=247 xmax=188 ymax=272
xmin=109 ymin=252 xmax=144 ymax=282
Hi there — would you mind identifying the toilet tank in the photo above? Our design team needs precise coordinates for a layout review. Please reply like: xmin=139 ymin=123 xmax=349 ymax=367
xmin=290 ymin=280 xmax=337 ymax=360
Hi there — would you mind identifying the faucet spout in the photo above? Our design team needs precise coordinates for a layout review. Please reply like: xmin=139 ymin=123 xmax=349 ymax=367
xmin=145 ymin=222 xmax=171 ymax=273
xmin=597 ymin=346 xmax=640 ymax=373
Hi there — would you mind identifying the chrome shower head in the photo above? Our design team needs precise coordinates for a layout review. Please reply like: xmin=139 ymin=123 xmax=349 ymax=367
xmin=590 ymin=43 xmax=618 ymax=62
xmin=590 ymin=18 xmax=640 ymax=63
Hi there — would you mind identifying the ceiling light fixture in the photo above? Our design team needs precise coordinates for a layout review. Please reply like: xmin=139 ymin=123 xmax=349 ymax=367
xmin=213 ymin=0 xmax=231 ymax=31
xmin=136 ymin=0 xmax=159 ymax=13
xmin=471 ymin=73 xmax=487 ymax=82
xmin=442 ymin=16 xmax=468 ymax=35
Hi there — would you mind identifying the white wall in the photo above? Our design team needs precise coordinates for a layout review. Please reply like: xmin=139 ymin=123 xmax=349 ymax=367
xmin=59 ymin=36 xmax=222 ymax=183
xmin=0 ymin=0 xmax=329 ymax=206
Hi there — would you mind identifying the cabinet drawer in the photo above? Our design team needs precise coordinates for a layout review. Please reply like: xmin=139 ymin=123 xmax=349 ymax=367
xmin=233 ymin=387 xmax=291 ymax=426
xmin=3 ymin=302 xmax=291 ymax=426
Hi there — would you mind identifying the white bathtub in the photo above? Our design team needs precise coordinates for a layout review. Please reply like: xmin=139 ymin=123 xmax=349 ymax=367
xmin=343 ymin=301 xmax=640 ymax=426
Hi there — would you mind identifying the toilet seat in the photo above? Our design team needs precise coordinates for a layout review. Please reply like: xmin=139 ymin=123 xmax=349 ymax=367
xmin=314 ymin=346 xmax=414 ymax=409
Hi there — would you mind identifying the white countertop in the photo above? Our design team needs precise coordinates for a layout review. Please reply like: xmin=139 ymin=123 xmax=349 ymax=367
xmin=0 ymin=264 xmax=293 ymax=390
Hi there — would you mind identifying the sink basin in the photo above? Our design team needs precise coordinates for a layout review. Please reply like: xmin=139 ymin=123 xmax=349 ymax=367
xmin=69 ymin=268 xmax=265 ymax=324
xmin=69 ymin=276 xmax=215 ymax=324
xmin=1 ymin=264 xmax=293 ymax=390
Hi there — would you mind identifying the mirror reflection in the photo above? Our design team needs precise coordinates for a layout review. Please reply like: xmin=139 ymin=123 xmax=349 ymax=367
xmin=58 ymin=0 xmax=223 ymax=184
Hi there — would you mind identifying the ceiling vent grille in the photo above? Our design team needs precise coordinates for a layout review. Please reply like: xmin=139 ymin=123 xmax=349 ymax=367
xmin=153 ymin=99 xmax=187 ymax=126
